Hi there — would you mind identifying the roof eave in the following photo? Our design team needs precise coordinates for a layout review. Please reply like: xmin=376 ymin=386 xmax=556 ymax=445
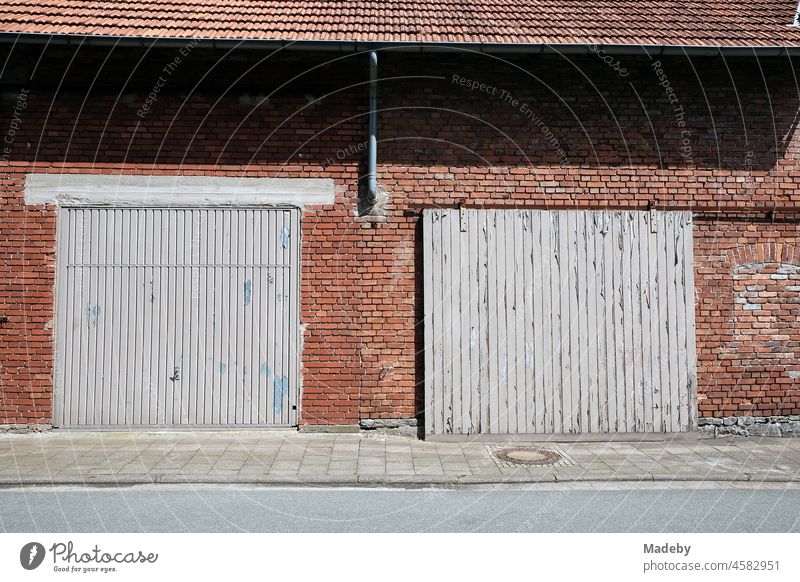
xmin=0 ymin=32 xmax=798 ymax=57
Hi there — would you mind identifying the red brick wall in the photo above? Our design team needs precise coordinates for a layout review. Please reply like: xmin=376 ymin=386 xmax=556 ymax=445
xmin=1 ymin=46 xmax=799 ymax=425
xmin=694 ymin=229 xmax=800 ymax=417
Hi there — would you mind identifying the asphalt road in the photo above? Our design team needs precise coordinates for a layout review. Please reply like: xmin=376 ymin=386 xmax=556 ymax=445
xmin=1 ymin=486 xmax=799 ymax=533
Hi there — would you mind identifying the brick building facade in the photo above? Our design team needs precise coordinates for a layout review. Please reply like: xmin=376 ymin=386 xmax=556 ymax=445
xmin=1 ymin=38 xmax=799 ymax=433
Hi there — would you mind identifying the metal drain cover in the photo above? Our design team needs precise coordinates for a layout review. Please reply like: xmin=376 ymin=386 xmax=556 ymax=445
xmin=494 ymin=447 xmax=561 ymax=466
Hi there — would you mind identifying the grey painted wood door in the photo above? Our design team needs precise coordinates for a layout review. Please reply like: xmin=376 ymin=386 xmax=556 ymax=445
xmin=423 ymin=209 xmax=697 ymax=435
xmin=53 ymin=207 xmax=300 ymax=427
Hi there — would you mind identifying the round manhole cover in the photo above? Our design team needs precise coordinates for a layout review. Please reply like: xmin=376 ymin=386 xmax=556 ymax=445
xmin=495 ymin=447 xmax=561 ymax=466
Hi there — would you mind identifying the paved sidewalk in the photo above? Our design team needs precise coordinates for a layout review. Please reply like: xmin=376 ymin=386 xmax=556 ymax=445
xmin=1 ymin=430 xmax=800 ymax=486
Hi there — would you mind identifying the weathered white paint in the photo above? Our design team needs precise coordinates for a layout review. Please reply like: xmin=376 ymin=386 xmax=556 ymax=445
xmin=423 ymin=209 xmax=697 ymax=436
xmin=53 ymin=207 xmax=300 ymax=427
xmin=25 ymin=174 xmax=335 ymax=207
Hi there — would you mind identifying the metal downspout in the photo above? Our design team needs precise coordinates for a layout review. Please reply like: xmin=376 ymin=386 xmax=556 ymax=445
xmin=367 ymin=50 xmax=378 ymax=205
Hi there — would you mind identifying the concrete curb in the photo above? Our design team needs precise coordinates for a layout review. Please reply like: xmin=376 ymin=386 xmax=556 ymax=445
xmin=2 ymin=472 xmax=798 ymax=487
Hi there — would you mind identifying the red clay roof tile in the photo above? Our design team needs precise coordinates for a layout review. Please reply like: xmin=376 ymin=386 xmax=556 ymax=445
xmin=0 ymin=1 xmax=798 ymax=47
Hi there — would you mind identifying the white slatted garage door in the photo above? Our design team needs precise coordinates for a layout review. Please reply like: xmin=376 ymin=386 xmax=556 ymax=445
xmin=423 ymin=209 xmax=697 ymax=436
xmin=53 ymin=207 xmax=300 ymax=427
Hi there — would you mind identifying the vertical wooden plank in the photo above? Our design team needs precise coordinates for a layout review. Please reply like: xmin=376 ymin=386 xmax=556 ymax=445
xmin=457 ymin=209 xmax=471 ymax=433
xmin=640 ymin=211 xmax=654 ymax=432
xmin=546 ymin=212 xmax=561 ymax=432
xmin=537 ymin=212 xmax=552 ymax=433
xmin=584 ymin=212 xmax=599 ymax=432
xmin=563 ymin=211 xmax=577 ymax=432
xmin=575 ymin=211 xmax=591 ymax=432
xmin=532 ymin=211 xmax=547 ymax=433
xmin=621 ymin=212 xmax=635 ymax=432
xmin=486 ymin=211 xmax=500 ymax=433
xmin=593 ymin=213 xmax=609 ymax=432
xmin=433 ymin=210 xmax=446 ymax=434
xmin=665 ymin=213 xmax=681 ymax=431
xmin=605 ymin=211 xmax=619 ymax=431
xmin=512 ymin=211 xmax=527 ymax=433
xmin=684 ymin=213 xmax=698 ymax=430
xmin=629 ymin=213 xmax=645 ymax=432
xmin=656 ymin=212 xmax=671 ymax=432
xmin=611 ymin=211 xmax=626 ymax=431
xmin=675 ymin=212 xmax=690 ymax=431
xmin=522 ymin=211 xmax=536 ymax=433
xmin=501 ymin=210 xmax=517 ymax=433
xmin=423 ymin=210 xmax=434 ymax=435
xmin=503 ymin=210 xmax=518 ymax=433
xmin=440 ymin=211 xmax=454 ymax=433
xmin=647 ymin=211 xmax=663 ymax=432
xmin=449 ymin=210 xmax=462 ymax=434
xmin=456 ymin=209 xmax=470 ymax=433
xmin=477 ymin=212 xmax=491 ymax=434
xmin=557 ymin=212 xmax=572 ymax=432
xmin=436 ymin=210 xmax=447 ymax=434
xmin=467 ymin=210 xmax=481 ymax=433
xmin=495 ymin=211 xmax=509 ymax=433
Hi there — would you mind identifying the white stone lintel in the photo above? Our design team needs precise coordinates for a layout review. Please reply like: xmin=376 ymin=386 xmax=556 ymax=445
xmin=24 ymin=173 xmax=335 ymax=208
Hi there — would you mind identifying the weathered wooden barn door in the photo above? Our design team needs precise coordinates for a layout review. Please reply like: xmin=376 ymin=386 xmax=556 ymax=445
xmin=53 ymin=207 xmax=300 ymax=427
xmin=423 ymin=209 xmax=697 ymax=436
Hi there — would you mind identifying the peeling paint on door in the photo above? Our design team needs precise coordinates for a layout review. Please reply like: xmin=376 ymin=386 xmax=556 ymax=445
xmin=423 ymin=209 xmax=697 ymax=435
